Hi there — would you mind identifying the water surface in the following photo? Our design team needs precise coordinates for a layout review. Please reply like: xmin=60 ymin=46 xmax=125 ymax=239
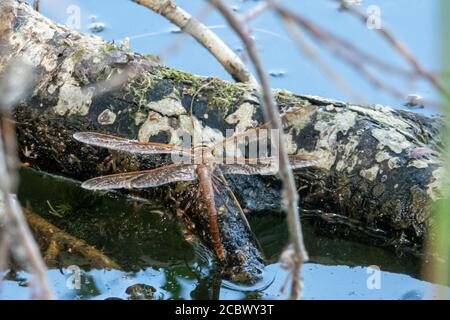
xmin=7 ymin=0 xmax=448 ymax=299
xmin=29 ymin=0 xmax=442 ymax=113
xmin=1 ymin=168 xmax=446 ymax=300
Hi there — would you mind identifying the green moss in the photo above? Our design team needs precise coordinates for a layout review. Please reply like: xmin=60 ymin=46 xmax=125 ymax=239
xmin=167 ymin=69 xmax=246 ymax=115
xmin=100 ymin=41 xmax=133 ymax=55
xmin=128 ymin=67 xmax=245 ymax=118
xmin=47 ymin=200 xmax=72 ymax=218
xmin=158 ymin=67 xmax=204 ymax=99
xmin=205 ymin=78 xmax=243 ymax=113
xmin=70 ymin=48 xmax=85 ymax=62
xmin=159 ymin=67 xmax=200 ymax=84
xmin=275 ymin=89 xmax=299 ymax=106
xmin=415 ymin=122 xmax=429 ymax=144
xmin=126 ymin=72 xmax=156 ymax=109
xmin=97 ymin=66 xmax=121 ymax=82
xmin=101 ymin=42 xmax=118 ymax=53
xmin=57 ymin=38 xmax=73 ymax=47
xmin=145 ymin=53 xmax=162 ymax=64
xmin=96 ymin=68 xmax=108 ymax=82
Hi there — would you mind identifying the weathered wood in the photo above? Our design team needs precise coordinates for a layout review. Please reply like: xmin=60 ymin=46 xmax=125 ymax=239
xmin=0 ymin=0 xmax=445 ymax=281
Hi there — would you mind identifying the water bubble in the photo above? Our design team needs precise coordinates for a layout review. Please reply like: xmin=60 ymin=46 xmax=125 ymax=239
xmin=269 ymin=70 xmax=286 ymax=78
xmin=169 ymin=27 xmax=182 ymax=34
xmin=401 ymin=290 xmax=423 ymax=300
xmin=89 ymin=22 xmax=105 ymax=33
xmin=403 ymin=94 xmax=424 ymax=109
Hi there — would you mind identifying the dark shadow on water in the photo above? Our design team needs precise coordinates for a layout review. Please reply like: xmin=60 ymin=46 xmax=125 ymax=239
xmin=1 ymin=167 xmax=445 ymax=300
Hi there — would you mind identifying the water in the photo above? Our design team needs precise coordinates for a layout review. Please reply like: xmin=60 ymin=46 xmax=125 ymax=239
xmin=0 ymin=168 xmax=446 ymax=300
xmin=6 ymin=0 xmax=447 ymax=299
xmin=28 ymin=0 xmax=442 ymax=113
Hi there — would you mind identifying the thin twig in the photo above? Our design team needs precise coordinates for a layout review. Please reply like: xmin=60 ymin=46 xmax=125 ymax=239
xmin=132 ymin=0 xmax=256 ymax=84
xmin=281 ymin=16 xmax=365 ymax=103
xmin=240 ymin=1 xmax=271 ymax=22
xmin=0 ymin=60 xmax=53 ymax=299
xmin=337 ymin=0 xmax=450 ymax=100
xmin=32 ymin=0 xmax=40 ymax=12
xmin=0 ymin=134 xmax=53 ymax=299
xmin=274 ymin=4 xmax=415 ymax=79
xmin=0 ymin=225 xmax=10 ymax=283
xmin=0 ymin=194 xmax=54 ymax=299
xmin=209 ymin=0 xmax=308 ymax=300
xmin=271 ymin=2 xmax=440 ymax=108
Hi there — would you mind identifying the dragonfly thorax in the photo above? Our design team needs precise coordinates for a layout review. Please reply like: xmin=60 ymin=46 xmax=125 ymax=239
xmin=193 ymin=145 xmax=215 ymax=165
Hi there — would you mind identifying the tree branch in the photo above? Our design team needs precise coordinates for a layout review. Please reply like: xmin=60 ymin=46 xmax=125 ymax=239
xmin=132 ymin=0 xmax=256 ymax=84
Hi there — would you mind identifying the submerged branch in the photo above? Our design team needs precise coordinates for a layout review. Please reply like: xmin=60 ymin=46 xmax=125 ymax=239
xmin=23 ymin=208 xmax=121 ymax=270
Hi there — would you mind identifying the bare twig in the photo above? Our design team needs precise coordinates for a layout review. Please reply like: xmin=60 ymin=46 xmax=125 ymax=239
xmin=0 ymin=193 xmax=53 ymax=299
xmin=271 ymin=2 xmax=441 ymax=108
xmin=337 ymin=0 xmax=450 ymax=100
xmin=272 ymin=3 xmax=415 ymax=79
xmin=0 ymin=60 xmax=53 ymax=299
xmin=209 ymin=0 xmax=308 ymax=300
xmin=0 ymin=142 xmax=53 ymax=299
xmin=280 ymin=16 xmax=365 ymax=103
xmin=132 ymin=0 xmax=256 ymax=84
xmin=0 ymin=225 xmax=10 ymax=281
xmin=240 ymin=1 xmax=271 ymax=22
xmin=32 ymin=0 xmax=40 ymax=12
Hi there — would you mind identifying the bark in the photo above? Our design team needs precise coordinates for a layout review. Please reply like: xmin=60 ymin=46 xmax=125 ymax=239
xmin=0 ymin=0 xmax=445 ymax=282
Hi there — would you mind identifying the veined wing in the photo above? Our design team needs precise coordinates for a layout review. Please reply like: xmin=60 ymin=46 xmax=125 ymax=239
xmin=81 ymin=164 xmax=197 ymax=190
xmin=217 ymin=162 xmax=277 ymax=175
xmin=211 ymin=109 xmax=303 ymax=154
xmin=217 ymin=155 xmax=277 ymax=175
xmin=217 ymin=154 xmax=317 ymax=175
xmin=287 ymin=154 xmax=318 ymax=169
xmin=211 ymin=126 xmax=270 ymax=155
xmin=74 ymin=132 xmax=191 ymax=157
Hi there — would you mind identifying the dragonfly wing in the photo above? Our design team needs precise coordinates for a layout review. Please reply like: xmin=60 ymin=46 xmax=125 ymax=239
xmin=73 ymin=132 xmax=191 ymax=157
xmin=81 ymin=164 xmax=197 ymax=190
xmin=288 ymin=154 xmax=318 ymax=169
xmin=218 ymin=154 xmax=317 ymax=175
xmin=217 ymin=162 xmax=277 ymax=175
xmin=212 ymin=127 xmax=271 ymax=156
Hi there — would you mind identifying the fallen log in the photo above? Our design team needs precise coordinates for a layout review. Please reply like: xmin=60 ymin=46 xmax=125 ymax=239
xmin=0 ymin=0 xmax=444 ymax=282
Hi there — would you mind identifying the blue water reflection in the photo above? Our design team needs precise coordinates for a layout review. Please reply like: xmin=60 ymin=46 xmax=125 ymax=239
xmin=10 ymin=0 xmax=447 ymax=300
xmin=30 ymin=0 xmax=441 ymax=113
xmin=2 ymin=263 xmax=448 ymax=300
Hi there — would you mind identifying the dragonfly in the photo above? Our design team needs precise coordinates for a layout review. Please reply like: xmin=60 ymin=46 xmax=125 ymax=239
xmin=73 ymin=127 xmax=317 ymax=262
